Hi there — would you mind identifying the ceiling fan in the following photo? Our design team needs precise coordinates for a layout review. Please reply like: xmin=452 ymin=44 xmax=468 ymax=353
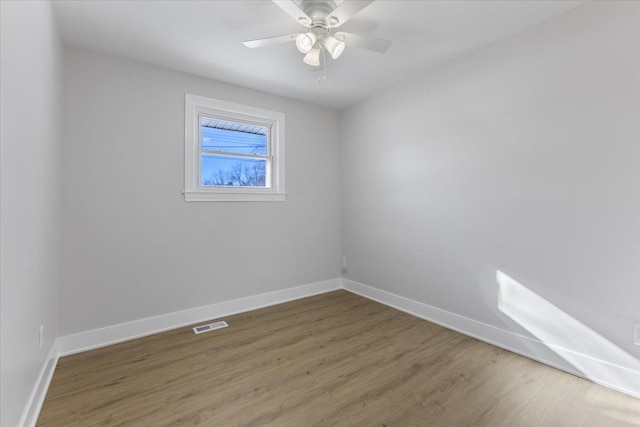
xmin=243 ymin=0 xmax=391 ymax=68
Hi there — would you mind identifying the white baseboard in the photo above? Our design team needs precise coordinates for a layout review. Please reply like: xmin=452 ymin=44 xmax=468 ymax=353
xmin=18 ymin=341 xmax=59 ymax=427
xmin=342 ymin=278 xmax=640 ymax=399
xmin=58 ymin=278 xmax=342 ymax=356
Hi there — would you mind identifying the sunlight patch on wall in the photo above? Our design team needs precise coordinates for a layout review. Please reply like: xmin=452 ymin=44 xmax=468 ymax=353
xmin=497 ymin=270 xmax=640 ymax=397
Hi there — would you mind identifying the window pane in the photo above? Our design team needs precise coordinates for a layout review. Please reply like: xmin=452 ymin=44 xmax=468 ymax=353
xmin=201 ymin=155 xmax=267 ymax=187
xmin=201 ymin=118 xmax=267 ymax=156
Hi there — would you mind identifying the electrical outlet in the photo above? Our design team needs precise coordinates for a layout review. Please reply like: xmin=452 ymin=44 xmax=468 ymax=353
xmin=635 ymin=323 xmax=640 ymax=346
xmin=39 ymin=324 xmax=44 ymax=348
xmin=342 ymin=257 xmax=347 ymax=269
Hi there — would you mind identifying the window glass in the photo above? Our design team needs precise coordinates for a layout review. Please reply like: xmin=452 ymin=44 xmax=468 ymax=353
xmin=200 ymin=118 xmax=269 ymax=188
xmin=201 ymin=118 xmax=267 ymax=156
xmin=201 ymin=155 xmax=267 ymax=187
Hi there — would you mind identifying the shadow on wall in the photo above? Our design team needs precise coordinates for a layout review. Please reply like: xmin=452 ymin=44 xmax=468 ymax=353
xmin=497 ymin=270 xmax=640 ymax=398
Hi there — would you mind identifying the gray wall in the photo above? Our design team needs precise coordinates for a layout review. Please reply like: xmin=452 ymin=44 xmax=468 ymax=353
xmin=59 ymin=49 xmax=342 ymax=335
xmin=0 ymin=2 xmax=63 ymax=426
xmin=341 ymin=0 xmax=640 ymax=359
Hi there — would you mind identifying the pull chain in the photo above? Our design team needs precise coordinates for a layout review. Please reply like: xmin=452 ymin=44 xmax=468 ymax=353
xmin=318 ymin=48 xmax=327 ymax=83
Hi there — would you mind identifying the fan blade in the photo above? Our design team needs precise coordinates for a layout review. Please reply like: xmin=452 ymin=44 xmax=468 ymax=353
xmin=327 ymin=0 xmax=375 ymax=28
xmin=243 ymin=33 xmax=298 ymax=48
xmin=272 ymin=0 xmax=312 ymax=27
xmin=335 ymin=32 xmax=391 ymax=53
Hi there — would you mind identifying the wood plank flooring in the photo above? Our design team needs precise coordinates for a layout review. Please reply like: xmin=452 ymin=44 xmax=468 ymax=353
xmin=37 ymin=290 xmax=640 ymax=426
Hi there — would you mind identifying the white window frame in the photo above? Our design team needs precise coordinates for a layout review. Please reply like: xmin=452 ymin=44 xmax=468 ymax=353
xmin=184 ymin=94 xmax=286 ymax=202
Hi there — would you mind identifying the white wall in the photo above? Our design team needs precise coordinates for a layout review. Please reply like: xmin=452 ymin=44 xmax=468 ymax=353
xmin=341 ymin=0 xmax=640 ymax=368
xmin=59 ymin=48 xmax=341 ymax=336
xmin=0 ymin=1 xmax=63 ymax=426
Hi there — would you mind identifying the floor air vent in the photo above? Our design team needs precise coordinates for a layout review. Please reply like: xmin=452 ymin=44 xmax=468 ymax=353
xmin=193 ymin=321 xmax=228 ymax=334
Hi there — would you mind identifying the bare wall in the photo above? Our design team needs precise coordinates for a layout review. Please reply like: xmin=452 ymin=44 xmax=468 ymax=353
xmin=1 ymin=1 xmax=63 ymax=425
xmin=341 ymin=0 xmax=640 ymax=364
xmin=59 ymin=48 xmax=341 ymax=335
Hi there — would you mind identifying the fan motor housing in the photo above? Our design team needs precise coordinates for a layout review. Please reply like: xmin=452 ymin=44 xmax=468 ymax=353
xmin=300 ymin=0 xmax=338 ymax=26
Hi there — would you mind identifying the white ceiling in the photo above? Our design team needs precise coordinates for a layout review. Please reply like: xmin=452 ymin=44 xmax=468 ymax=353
xmin=52 ymin=0 xmax=586 ymax=110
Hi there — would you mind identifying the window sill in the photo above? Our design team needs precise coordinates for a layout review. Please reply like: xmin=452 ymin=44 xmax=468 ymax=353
xmin=183 ymin=191 xmax=287 ymax=202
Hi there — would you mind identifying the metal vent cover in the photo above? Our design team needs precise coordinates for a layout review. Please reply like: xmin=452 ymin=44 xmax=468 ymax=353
xmin=193 ymin=321 xmax=228 ymax=334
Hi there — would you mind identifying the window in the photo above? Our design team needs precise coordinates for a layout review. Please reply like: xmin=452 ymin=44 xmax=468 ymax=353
xmin=184 ymin=94 xmax=285 ymax=201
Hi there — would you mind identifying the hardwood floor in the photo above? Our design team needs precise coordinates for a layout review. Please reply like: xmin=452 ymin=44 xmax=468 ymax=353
xmin=38 ymin=290 xmax=640 ymax=426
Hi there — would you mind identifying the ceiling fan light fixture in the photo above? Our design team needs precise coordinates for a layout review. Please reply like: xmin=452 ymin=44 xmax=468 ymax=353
xmin=295 ymin=32 xmax=317 ymax=54
xmin=303 ymin=47 xmax=321 ymax=66
xmin=244 ymin=0 xmax=392 ymax=69
xmin=324 ymin=36 xmax=345 ymax=59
